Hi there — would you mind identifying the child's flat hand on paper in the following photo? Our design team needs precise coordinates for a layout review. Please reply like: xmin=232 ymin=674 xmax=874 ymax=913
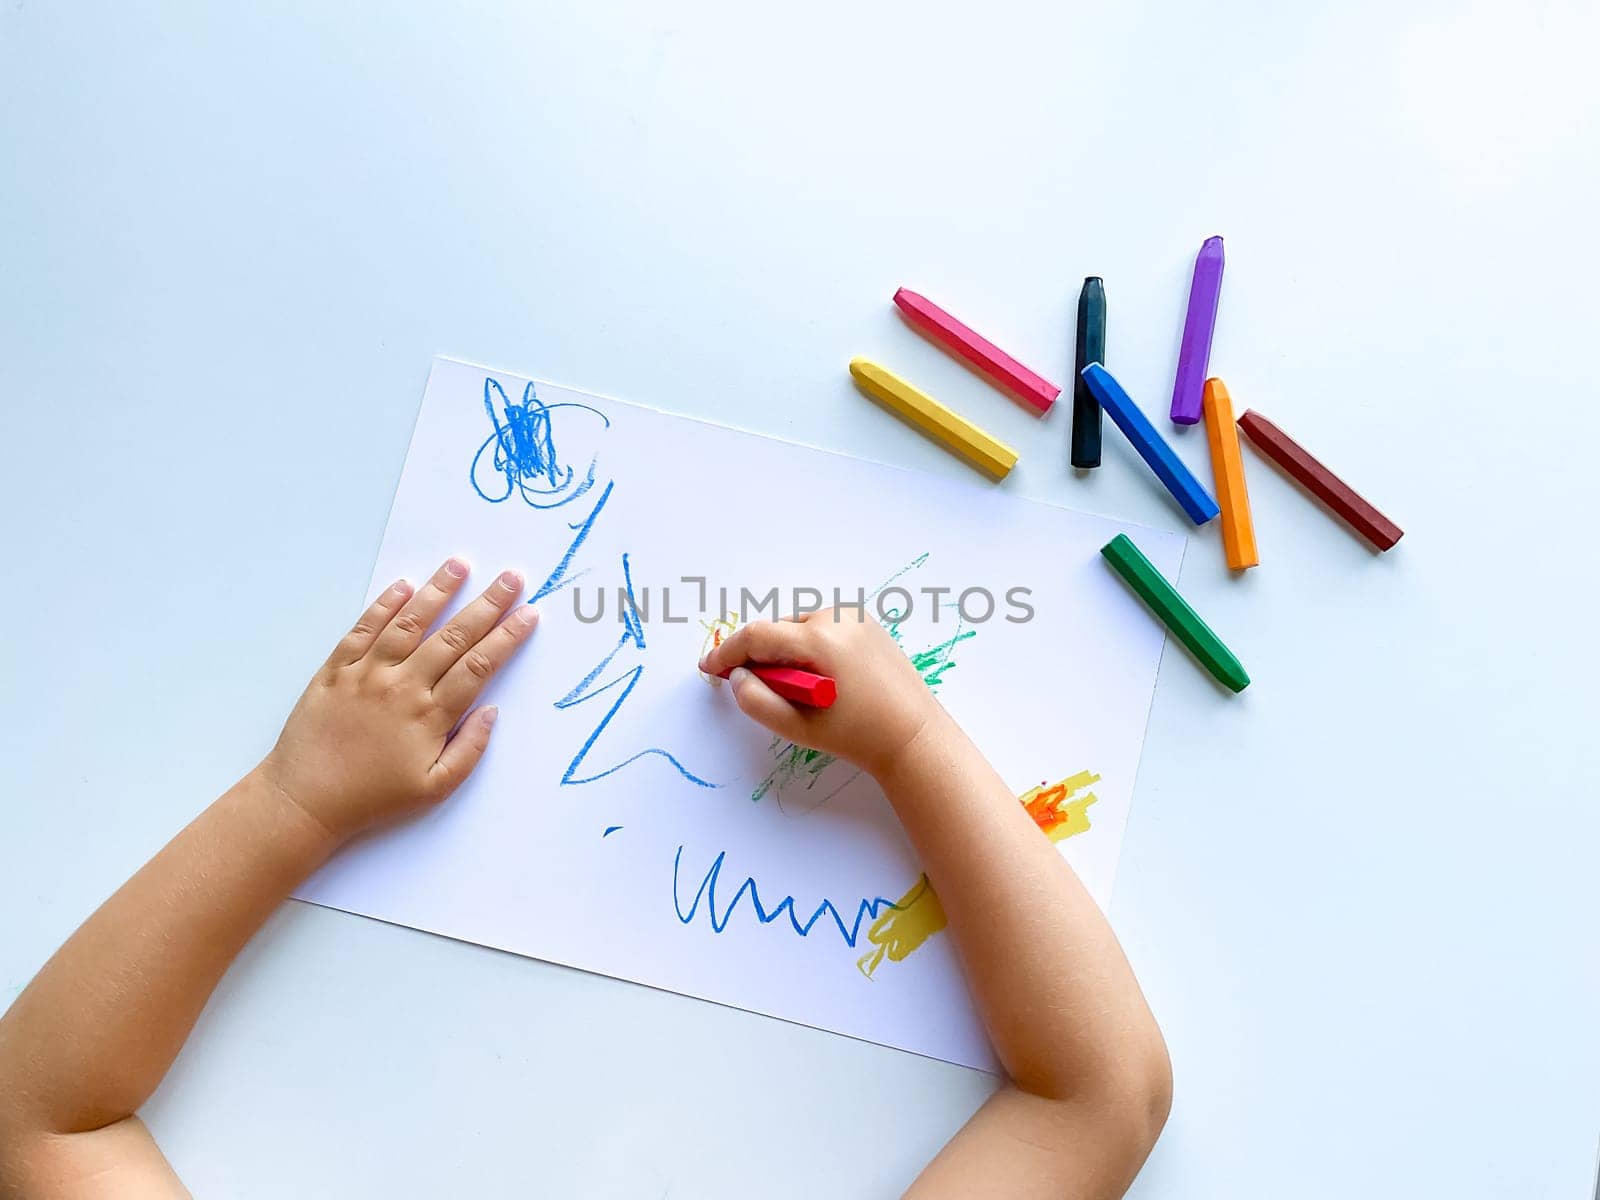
xmin=698 ymin=608 xmax=945 ymax=778
xmin=259 ymin=557 xmax=539 ymax=843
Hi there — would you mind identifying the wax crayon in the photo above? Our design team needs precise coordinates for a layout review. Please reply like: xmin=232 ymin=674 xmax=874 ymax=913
xmin=1071 ymin=277 xmax=1106 ymax=468
xmin=1080 ymin=363 xmax=1220 ymax=524
xmin=1237 ymin=410 xmax=1404 ymax=551
xmin=720 ymin=665 xmax=837 ymax=708
xmin=1101 ymin=534 xmax=1249 ymax=692
xmin=893 ymin=288 xmax=1059 ymax=414
xmin=849 ymin=358 xmax=1019 ymax=480
xmin=1202 ymin=378 xmax=1258 ymax=569
xmin=1171 ymin=236 xmax=1225 ymax=425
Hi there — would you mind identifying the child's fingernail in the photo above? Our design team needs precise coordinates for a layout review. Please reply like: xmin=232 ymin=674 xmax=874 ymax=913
xmin=498 ymin=569 xmax=523 ymax=592
xmin=445 ymin=557 xmax=469 ymax=579
xmin=515 ymin=604 xmax=540 ymax=627
xmin=728 ymin=667 xmax=753 ymax=687
xmin=482 ymin=706 xmax=499 ymax=727
xmin=391 ymin=579 xmax=412 ymax=595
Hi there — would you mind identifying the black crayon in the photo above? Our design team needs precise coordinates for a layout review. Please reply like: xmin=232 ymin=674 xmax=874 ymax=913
xmin=1071 ymin=276 xmax=1107 ymax=468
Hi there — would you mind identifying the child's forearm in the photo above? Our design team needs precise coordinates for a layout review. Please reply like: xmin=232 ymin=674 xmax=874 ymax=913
xmin=0 ymin=767 xmax=337 ymax=1138
xmin=874 ymin=708 xmax=1171 ymax=1115
xmin=0 ymin=561 xmax=530 ymax=1162
xmin=702 ymin=613 xmax=1169 ymax=1193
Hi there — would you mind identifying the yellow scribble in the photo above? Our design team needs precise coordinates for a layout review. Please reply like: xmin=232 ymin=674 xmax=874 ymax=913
xmin=1020 ymin=769 xmax=1101 ymax=843
xmin=856 ymin=874 xmax=948 ymax=979
xmin=860 ymin=770 xmax=1101 ymax=979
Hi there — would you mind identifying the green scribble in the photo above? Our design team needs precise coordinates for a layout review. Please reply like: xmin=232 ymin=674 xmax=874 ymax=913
xmin=752 ymin=554 xmax=975 ymax=803
xmin=888 ymin=614 xmax=974 ymax=693
xmin=868 ymin=553 xmax=929 ymax=603
xmin=752 ymin=739 xmax=833 ymax=802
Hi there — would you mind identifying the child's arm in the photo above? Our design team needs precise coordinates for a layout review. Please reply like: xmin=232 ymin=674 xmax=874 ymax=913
xmin=0 ymin=560 xmax=537 ymax=1200
xmin=701 ymin=611 xmax=1172 ymax=1200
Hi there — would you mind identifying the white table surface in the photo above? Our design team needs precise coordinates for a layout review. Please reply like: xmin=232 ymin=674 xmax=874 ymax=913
xmin=4 ymin=3 xmax=1597 ymax=1196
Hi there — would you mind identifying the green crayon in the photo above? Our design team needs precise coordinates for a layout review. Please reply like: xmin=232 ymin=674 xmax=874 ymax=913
xmin=1100 ymin=534 xmax=1249 ymax=693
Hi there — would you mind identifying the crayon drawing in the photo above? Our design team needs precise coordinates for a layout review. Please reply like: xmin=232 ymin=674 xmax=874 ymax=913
xmin=672 ymin=769 xmax=1101 ymax=982
xmin=470 ymin=378 xmax=608 ymax=509
xmin=752 ymin=556 xmax=977 ymax=810
xmin=297 ymin=356 xmax=1185 ymax=1072
xmin=553 ymin=552 xmax=718 ymax=790
xmin=698 ymin=613 xmax=740 ymax=674
xmin=1021 ymin=771 xmax=1102 ymax=843
xmin=756 ymin=617 xmax=974 ymax=810
xmin=672 ymin=846 xmax=897 ymax=948
xmin=856 ymin=875 xmax=948 ymax=979
xmin=858 ymin=771 xmax=1102 ymax=979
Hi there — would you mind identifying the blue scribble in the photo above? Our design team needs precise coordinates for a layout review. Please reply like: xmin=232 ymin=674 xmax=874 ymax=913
xmin=673 ymin=846 xmax=898 ymax=948
xmin=471 ymin=378 xmax=610 ymax=509
xmin=558 ymin=665 xmax=716 ymax=786
xmin=603 ymin=825 xmax=623 ymax=837
xmin=529 ymin=479 xmax=614 ymax=605
xmin=461 ymin=378 xmax=707 ymax=792
xmin=555 ymin=553 xmax=717 ymax=789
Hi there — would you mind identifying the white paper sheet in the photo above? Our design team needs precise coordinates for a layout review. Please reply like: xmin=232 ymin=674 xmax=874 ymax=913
xmin=296 ymin=356 xmax=1185 ymax=1070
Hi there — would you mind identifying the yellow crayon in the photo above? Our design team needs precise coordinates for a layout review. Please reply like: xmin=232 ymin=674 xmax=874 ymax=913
xmin=849 ymin=357 xmax=1019 ymax=480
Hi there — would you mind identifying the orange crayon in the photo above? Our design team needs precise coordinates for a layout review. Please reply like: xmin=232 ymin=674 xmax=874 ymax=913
xmin=1202 ymin=378 xmax=1259 ymax=570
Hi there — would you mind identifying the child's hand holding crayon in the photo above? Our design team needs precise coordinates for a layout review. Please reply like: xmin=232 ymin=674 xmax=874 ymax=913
xmin=699 ymin=609 xmax=943 ymax=779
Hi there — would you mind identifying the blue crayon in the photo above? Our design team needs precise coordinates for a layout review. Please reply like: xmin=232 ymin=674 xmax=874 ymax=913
xmin=1080 ymin=363 xmax=1220 ymax=525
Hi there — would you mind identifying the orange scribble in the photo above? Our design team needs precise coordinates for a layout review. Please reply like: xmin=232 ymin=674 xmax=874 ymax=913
xmin=1020 ymin=770 xmax=1101 ymax=843
xmin=697 ymin=613 xmax=741 ymax=684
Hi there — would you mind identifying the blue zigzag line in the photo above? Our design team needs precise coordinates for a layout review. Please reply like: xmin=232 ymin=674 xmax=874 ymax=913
xmin=672 ymin=846 xmax=898 ymax=948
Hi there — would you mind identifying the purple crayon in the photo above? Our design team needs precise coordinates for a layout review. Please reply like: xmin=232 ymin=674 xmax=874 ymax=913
xmin=1170 ymin=235 xmax=1225 ymax=425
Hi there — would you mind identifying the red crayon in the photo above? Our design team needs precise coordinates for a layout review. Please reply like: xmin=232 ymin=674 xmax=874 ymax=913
xmin=893 ymin=288 xmax=1060 ymax=414
xmin=718 ymin=665 xmax=838 ymax=708
xmin=1236 ymin=410 xmax=1404 ymax=551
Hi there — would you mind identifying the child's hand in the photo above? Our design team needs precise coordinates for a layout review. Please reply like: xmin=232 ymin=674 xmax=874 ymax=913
xmin=259 ymin=558 xmax=538 ymax=843
xmin=698 ymin=608 xmax=945 ymax=778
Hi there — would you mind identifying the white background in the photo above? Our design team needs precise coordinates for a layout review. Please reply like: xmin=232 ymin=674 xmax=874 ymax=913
xmin=2 ymin=2 xmax=1596 ymax=1197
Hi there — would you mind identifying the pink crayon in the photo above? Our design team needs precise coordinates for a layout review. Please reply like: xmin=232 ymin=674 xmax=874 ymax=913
xmin=1170 ymin=236 xmax=1225 ymax=425
xmin=893 ymin=288 xmax=1060 ymax=415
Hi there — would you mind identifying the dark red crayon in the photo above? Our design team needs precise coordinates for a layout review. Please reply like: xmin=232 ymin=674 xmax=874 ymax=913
xmin=1236 ymin=410 xmax=1404 ymax=551
xmin=718 ymin=664 xmax=837 ymax=708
